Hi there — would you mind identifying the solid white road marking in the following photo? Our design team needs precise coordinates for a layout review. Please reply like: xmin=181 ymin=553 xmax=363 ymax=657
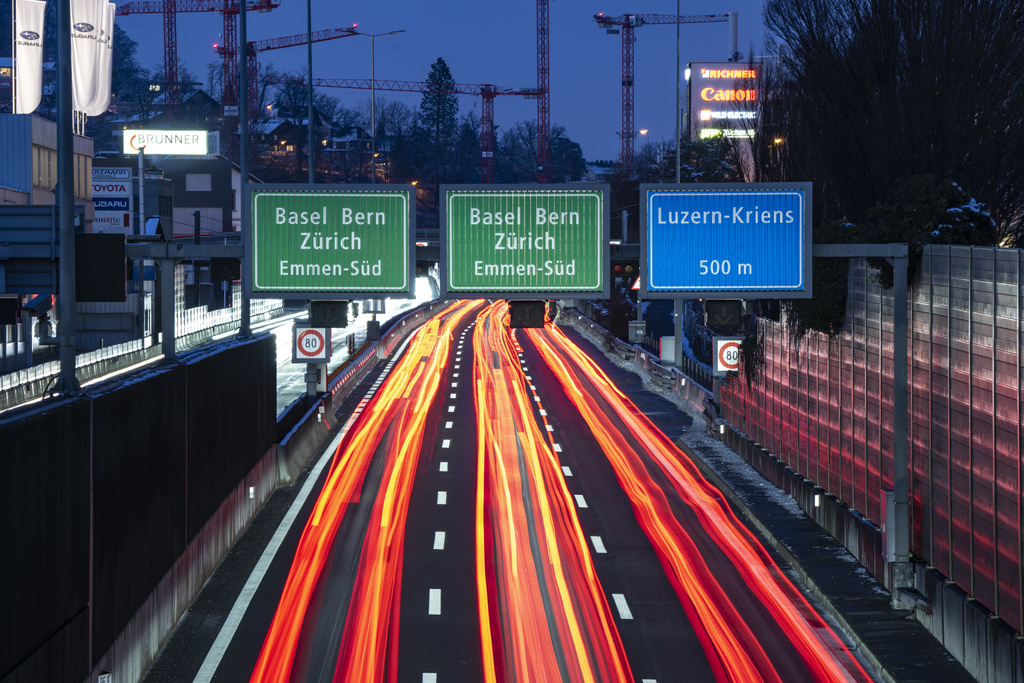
xmin=429 ymin=589 xmax=442 ymax=615
xmin=613 ymin=594 xmax=634 ymax=620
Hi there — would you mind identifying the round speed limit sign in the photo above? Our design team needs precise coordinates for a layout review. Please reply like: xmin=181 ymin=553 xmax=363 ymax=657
xmin=294 ymin=326 xmax=331 ymax=362
xmin=715 ymin=337 xmax=742 ymax=374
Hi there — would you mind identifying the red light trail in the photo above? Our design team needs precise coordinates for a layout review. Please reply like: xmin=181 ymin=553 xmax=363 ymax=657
xmin=248 ymin=301 xmax=873 ymax=682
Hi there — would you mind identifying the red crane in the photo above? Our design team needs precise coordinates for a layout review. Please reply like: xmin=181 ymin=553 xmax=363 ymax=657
xmin=594 ymin=12 xmax=731 ymax=172
xmin=287 ymin=78 xmax=536 ymax=183
xmin=114 ymin=0 xmax=279 ymax=119
xmin=537 ymin=0 xmax=550 ymax=183
xmin=217 ymin=27 xmax=359 ymax=120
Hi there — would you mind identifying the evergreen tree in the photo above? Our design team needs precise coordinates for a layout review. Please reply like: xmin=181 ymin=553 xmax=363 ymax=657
xmin=420 ymin=58 xmax=458 ymax=205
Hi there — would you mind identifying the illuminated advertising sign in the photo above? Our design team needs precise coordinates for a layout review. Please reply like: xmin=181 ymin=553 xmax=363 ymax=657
xmin=122 ymin=129 xmax=209 ymax=155
xmin=441 ymin=185 xmax=609 ymax=299
xmin=91 ymin=170 xmax=133 ymax=233
xmin=246 ymin=185 xmax=414 ymax=299
xmin=641 ymin=182 xmax=813 ymax=299
xmin=687 ymin=62 xmax=759 ymax=142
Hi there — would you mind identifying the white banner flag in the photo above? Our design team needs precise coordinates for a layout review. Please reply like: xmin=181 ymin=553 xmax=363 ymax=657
xmin=82 ymin=2 xmax=115 ymax=116
xmin=71 ymin=0 xmax=106 ymax=113
xmin=14 ymin=0 xmax=47 ymax=114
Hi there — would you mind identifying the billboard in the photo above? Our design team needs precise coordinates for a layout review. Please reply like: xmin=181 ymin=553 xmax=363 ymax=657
xmin=441 ymin=185 xmax=609 ymax=299
xmin=687 ymin=62 xmax=759 ymax=142
xmin=246 ymin=185 xmax=414 ymax=299
xmin=122 ymin=130 xmax=209 ymax=155
xmin=91 ymin=169 xmax=133 ymax=233
xmin=641 ymin=182 xmax=812 ymax=299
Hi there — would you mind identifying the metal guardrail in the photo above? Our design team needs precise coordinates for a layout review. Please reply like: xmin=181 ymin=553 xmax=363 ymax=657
xmin=559 ymin=305 xmax=713 ymax=412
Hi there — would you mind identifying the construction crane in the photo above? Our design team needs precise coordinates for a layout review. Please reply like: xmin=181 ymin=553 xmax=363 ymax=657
xmin=115 ymin=0 xmax=279 ymax=119
xmin=217 ymin=27 xmax=359 ymax=120
xmin=594 ymin=12 xmax=732 ymax=172
xmin=280 ymin=78 xmax=537 ymax=183
xmin=537 ymin=0 xmax=550 ymax=183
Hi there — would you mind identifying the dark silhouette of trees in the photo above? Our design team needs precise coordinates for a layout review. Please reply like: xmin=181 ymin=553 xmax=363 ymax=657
xmin=762 ymin=0 xmax=1024 ymax=245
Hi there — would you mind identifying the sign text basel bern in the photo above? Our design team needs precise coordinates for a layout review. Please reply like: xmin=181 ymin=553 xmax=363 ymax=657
xmin=642 ymin=182 xmax=812 ymax=299
xmin=248 ymin=186 xmax=413 ymax=298
xmin=442 ymin=185 xmax=609 ymax=299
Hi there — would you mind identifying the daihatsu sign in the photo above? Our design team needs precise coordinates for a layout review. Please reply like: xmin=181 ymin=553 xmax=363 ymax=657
xmin=122 ymin=130 xmax=208 ymax=155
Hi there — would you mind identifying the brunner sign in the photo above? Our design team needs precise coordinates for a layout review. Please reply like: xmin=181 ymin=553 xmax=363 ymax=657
xmin=641 ymin=182 xmax=812 ymax=299
xmin=122 ymin=130 xmax=209 ymax=155
xmin=441 ymin=185 xmax=609 ymax=299
xmin=246 ymin=185 xmax=414 ymax=299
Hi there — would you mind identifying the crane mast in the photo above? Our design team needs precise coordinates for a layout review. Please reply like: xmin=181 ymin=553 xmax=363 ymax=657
xmin=594 ymin=12 xmax=732 ymax=173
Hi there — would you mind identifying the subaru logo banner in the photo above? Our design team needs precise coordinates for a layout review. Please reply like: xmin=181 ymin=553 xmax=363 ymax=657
xmin=13 ymin=0 xmax=47 ymax=114
xmin=71 ymin=0 xmax=116 ymax=116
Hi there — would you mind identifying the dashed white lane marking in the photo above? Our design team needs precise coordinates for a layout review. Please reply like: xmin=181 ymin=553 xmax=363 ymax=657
xmin=445 ymin=421 xmax=453 ymax=429
xmin=439 ymin=462 xmax=448 ymax=472
xmin=423 ymin=674 xmax=438 ymax=683
xmin=433 ymin=532 xmax=446 ymax=550
xmin=574 ymin=494 xmax=588 ymax=509
xmin=455 ymin=364 xmax=460 ymax=369
xmin=428 ymin=589 xmax=442 ymax=615
xmin=546 ymin=425 xmax=554 ymax=431
xmin=591 ymin=536 xmax=607 ymax=554
xmin=642 ymin=679 xmax=657 ymax=683
xmin=437 ymin=491 xmax=447 ymax=505
xmin=553 ymin=444 xmax=562 ymax=452
xmin=442 ymin=439 xmax=451 ymax=449
xmin=533 ymin=396 xmax=541 ymax=402
xmin=539 ymin=409 xmax=547 ymax=416
xmin=451 ymin=382 xmax=458 ymax=388
xmin=194 ymin=334 xmax=416 ymax=682
xmin=448 ymin=406 xmax=455 ymax=413
xmin=613 ymin=594 xmax=634 ymax=620
xmin=450 ymin=393 xmax=457 ymax=399
xmin=562 ymin=466 xmax=572 ymax=476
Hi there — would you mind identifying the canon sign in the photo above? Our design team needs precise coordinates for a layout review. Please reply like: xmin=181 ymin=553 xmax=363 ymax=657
xmin=122 ymin=130 xmax=208 ymax=155
xmin=700 ymin=87 xmax=757 ymax=102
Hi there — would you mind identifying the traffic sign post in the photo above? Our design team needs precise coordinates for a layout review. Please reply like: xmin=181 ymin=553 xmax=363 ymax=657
xmin=292 ymin=324 xmax=331 ymax=363
xmin=641 ymin=182 xmax=812 ymax=299
xmin=713 ymin=336 xmax=743 ymax=377
xmin=441 ymin=185 xmax=610 ymax=299
xmin=247 ymin=185 xmax=415 ymax=299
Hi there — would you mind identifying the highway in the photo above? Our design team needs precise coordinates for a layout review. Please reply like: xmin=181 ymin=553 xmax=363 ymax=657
xmin=180 ymin=300 xmax=877 ymax=682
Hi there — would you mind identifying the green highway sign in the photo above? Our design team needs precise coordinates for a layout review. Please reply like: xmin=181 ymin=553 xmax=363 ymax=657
xmin=441 ymin=185 xmax=609 ymax=299
xmin=246 ymin=185 xmax=414 ymax=298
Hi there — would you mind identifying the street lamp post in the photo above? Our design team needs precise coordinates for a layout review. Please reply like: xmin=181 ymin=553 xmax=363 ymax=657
xmin=354 ymin=29 xmax=405 ymax=183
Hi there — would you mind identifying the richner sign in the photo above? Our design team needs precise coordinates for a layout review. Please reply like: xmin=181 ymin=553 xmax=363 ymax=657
xmin=441 ymin=185 xmax=609 ymax=299
xmin=246 ymin=185 xmax=415 ymax=299
xmin=641 ymin=182 xmax=813 ymax=299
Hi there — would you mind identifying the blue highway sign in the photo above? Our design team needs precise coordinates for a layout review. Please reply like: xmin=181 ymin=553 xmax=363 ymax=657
xmin=641 ymin=183 xmax=812 ymax=299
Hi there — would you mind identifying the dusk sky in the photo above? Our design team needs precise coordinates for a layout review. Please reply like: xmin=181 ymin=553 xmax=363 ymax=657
xmin=114 ymin=1 xmax=767 ymax=162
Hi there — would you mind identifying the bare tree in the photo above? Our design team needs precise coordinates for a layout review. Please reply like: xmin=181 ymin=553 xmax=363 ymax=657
xmin=763 ymin=0 xmax=1024 ymax=244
